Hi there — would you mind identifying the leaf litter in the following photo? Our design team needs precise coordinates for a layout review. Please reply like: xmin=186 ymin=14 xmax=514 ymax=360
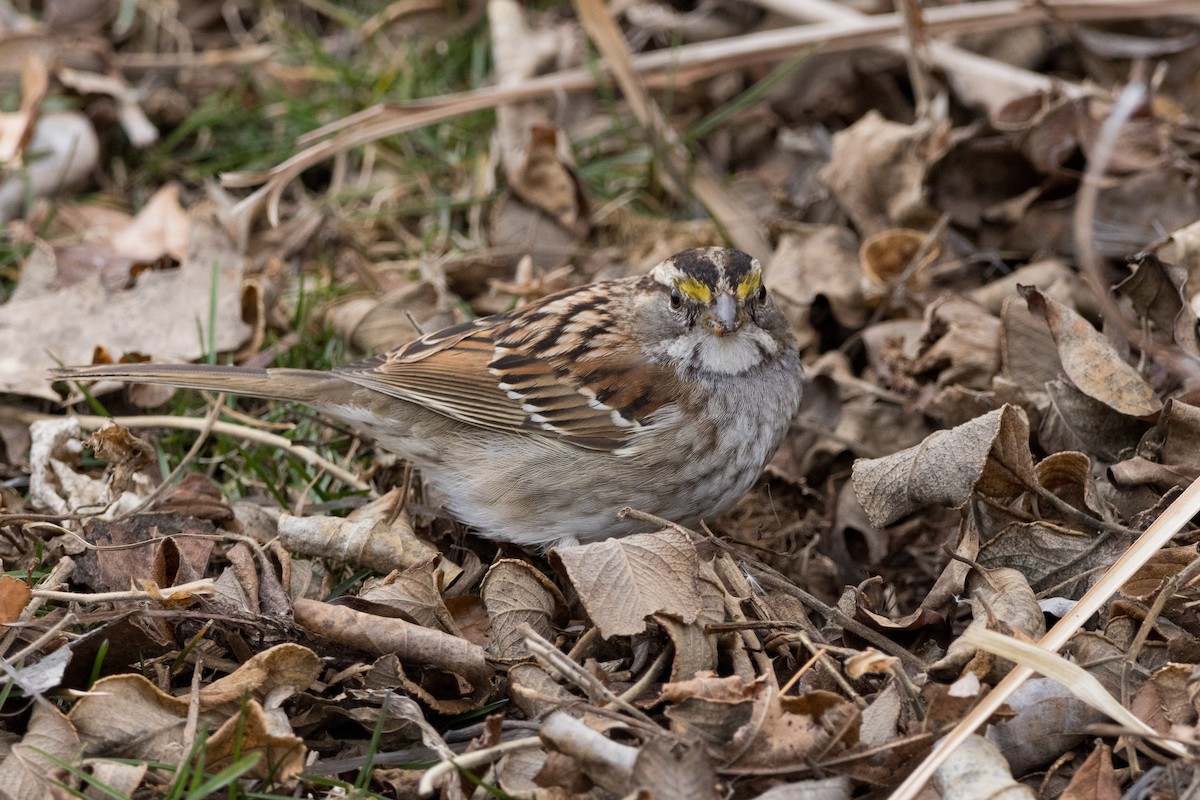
xmin=0 ymin=1 xmax=1198 ymax=799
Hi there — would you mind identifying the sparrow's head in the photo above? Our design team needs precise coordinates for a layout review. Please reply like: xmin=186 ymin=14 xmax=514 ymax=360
xmin=640 ymin=247 xmax=794 ymax=375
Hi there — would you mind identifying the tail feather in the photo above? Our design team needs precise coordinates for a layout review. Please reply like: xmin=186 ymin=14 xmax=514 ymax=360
xmin=51 ymin=363 xmax=345 ymax=405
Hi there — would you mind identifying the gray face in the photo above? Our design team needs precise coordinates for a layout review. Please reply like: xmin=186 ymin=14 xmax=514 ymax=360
xmin=636 ymin=247 xmax=795 ymax=376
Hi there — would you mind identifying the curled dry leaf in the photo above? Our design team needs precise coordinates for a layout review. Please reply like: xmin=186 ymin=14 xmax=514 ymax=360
xmin=910 ymin=296 xmax=1001 ymax=391
xmin=852 ymin=404 xmax=1031 ymax=528
xmin=819 ymin=110 xmax=939 ymax=237
xmin=551 ymin=530 xmax=701 ymax=639
xmin=481 ymin=557 xmax=566 ymax=660
xmin=86 ymin=421 xmax=155 ymax=496
xmin=1019 ymin=285 xmax=1161 ymax=417
xmin=1115 ymin=252 xmax=1200 ymax=356
xmin=844 ymin=648 xmax=899 ymax=679
xmin=275 ymin=488 xmax=445 ymax=576
xmin=360 ymin=558 xmax=461 ymax=635
xmin=764 ymin=226 xmax=867 ymax=342
xmin=859 ymin=227 xmax=940 ymax=295
xmin=292 ymin=598 xmax=493 ymax=697
xmin=68 ymin=644 xmax=319 ymax=764
xmin=660 ymin=673 xmax=858 ymax=771
xmin=1111 ymin=399 xmax=1200 ymax=491
xmin=1118 ymin=544 xmax=1198 ymax=602
xmin=76 ymin=513 xmax=215 ymax=595
xmin=1040 ymin=378 xmax=1150 ymax=463
xmin=929 ymin=567 xmax=1044 ymax=681
xmin=203 ymin=699 xmax=306 ymax=782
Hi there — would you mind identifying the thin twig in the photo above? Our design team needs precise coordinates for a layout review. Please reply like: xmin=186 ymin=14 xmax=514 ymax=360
xmin=619 ymin=644 xmax=672 ymax=704
xmin=1074 ymin=78 xmax=1200 ymax=385
xmin=417 ymin=736 xmax=544 ymax=797
xmin=18 ymin=411 xmax=371 ymax=491
xmin=32 ymin=578 xmax=214 ymax=604
xmin=522 ymin=624 xmax=660 ymax=729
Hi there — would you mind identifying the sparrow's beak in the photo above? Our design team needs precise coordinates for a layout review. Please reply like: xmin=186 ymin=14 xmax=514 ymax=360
xmin=710 ymin=293 xmax=742 ymax=337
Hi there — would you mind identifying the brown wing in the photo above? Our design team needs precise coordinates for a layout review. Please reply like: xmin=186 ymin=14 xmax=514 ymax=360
xmin=333 ymin=283 xmax=678 ymax=451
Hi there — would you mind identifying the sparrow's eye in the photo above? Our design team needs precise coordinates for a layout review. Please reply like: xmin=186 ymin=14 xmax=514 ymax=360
xmin=756 ymin=284 xmax=767 ymax=303
xmin=669 ymin=287 xmax=683 ymax=310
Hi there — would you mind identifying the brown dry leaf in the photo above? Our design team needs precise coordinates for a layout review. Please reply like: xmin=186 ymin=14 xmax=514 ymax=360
xmin=1119 ymin=545 xmax=1198 ymax=601
xmin=819 ymin=110 xmax=939 ymax=236
xmin=69 ymin=673 xmax=195 ymax=763
xmin=852 ymin=404 xmax=1031 ymax=527
xmin=75 ymin=513 xmax=215 ymax=595
xmin=0 ymin=576 xmax=31 ymax=632
xmin=506 ymin=125 xmax=588 ymax=236
xmin=990 ymin=93 xmax=1081 ymax=175
xmin=204 ymin=699 xmax=305 ymax=782
xmin=1115 ymin=252 xmax=1200 ymax=356
xmin=1059 ymin=741 xmax=1120 ymax=800
xmin=976 ymin=520 xmax=1113 ymax=597
xmin=323 ymin=281 xmax=457 ymax=354
xmin=1020 ymin=285 xmax=1161 ymax=417
xmin=630 ymin=737 xmax=719 ymax=800
xmin=661 ymin=672 xmax=761 ymax=753
xmin=69 ymin=644 xmax=319 ymax=763
xmin=910 ymin=296 xmax=1001 ymax=391
xmin=859 ymin=227 xmax=940 ymax=297
xmin=1129 ymin=663 xmax=1194 ymax=734
xmin=551 ymin=530 xmax=701 ymax=638
xmin=292 ymin=598 xmax=493 ymax=695
xmin=929 ymin=567 xmax=1045 ymax=681
xmin=0 ymin=702 xmax=80 ymax=800
xmin=199 ymin=643 xmax=321 ymax=710
xmin=1112 ymin=399 xmax=1200 ymax=491
xmin=275 ymin=488 xmax=443 ymax=575
xmin=8 ymin=207 xmax=250 ymax=399
xmin=481 ymin=557 xmax=566 ymax=660
xmin=86 ymin=421 xmax=154 ymax=496
xmin=656 ymin=559 xmax=726 ymax=681
xmin=765 ymin=226 xmax=867 ymax=340
xmin=844 ymin=648 xmax=899 ymax=679
xmin=151 ymin=472 xmax=234 ymax=524
xmin=726 ymin=691 xmax=860 ymax=771
xmin=1040 ymin=378 xmax=1149 ymax=463
xmin=107 ymin=184 xmax=190 ymax=262
xmin=999 ymin=293 xmax=1062 ymax=397
xmin=78 ymin=759 xmax=147 ymax=799
xmin=360 ymin=558 xmax=460 ymax=634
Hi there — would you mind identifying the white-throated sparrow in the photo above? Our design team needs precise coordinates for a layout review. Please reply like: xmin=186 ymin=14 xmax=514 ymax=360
xmin=54 ymin=247 xmax=802 ymax=548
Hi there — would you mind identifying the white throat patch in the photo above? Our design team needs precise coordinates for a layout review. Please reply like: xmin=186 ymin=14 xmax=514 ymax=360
xmin=667 ymin=329 xmax=777 ymax=375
